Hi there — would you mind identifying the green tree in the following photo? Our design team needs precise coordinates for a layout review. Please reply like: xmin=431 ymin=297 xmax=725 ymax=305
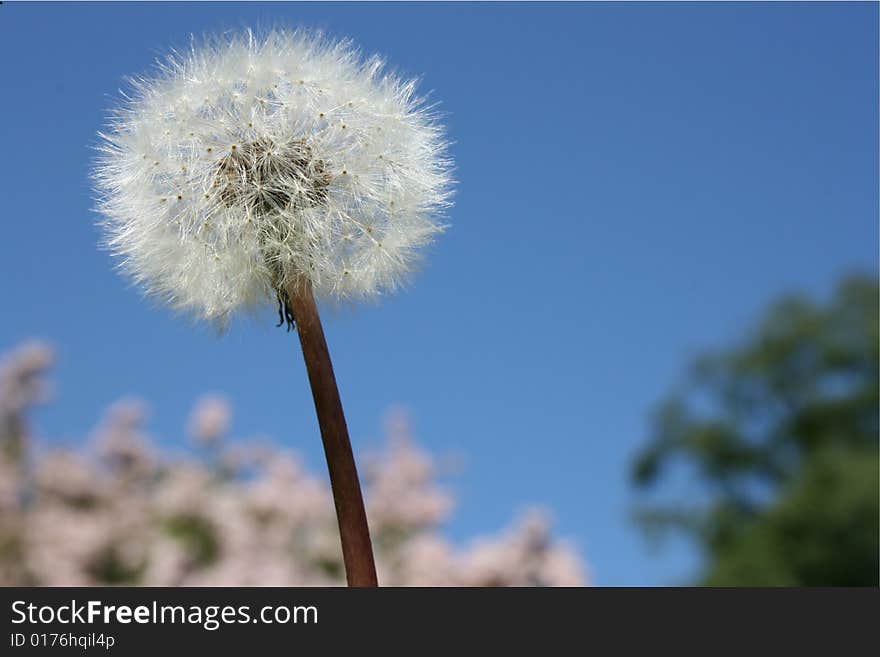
xmin=633 ymin=275 xmax=878 ymax=586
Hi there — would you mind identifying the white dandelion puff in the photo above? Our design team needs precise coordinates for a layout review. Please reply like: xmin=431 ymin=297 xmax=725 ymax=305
xmin=93 ymin=28 xmax=453 ymax=325
xmin=92 ymin=28 xmax=454 ymax=587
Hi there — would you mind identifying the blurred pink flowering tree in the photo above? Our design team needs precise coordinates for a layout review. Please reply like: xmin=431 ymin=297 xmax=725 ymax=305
xmin=0 ymin=341 xmax=587 ymax=586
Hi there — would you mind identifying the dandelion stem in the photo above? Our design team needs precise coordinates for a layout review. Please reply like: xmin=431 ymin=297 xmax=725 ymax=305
xmin=287 ymin=279 xmax=378 ymax=587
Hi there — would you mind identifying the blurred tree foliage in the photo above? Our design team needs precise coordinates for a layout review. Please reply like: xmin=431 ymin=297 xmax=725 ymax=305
xmin=633 ymin=274 xmax=878 ymax=586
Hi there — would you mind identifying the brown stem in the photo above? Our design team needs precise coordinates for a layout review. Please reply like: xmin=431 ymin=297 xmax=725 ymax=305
xmin=286 ymin=279 xmax=378 ymax=587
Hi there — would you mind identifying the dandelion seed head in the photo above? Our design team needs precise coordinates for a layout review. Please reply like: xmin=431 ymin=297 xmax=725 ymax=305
xmin=93 ymin=29 xmax=453 ymax=325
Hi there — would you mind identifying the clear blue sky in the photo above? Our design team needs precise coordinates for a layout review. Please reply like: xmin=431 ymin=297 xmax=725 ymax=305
xmin=1 ymin=2 xmax=876 ymax=585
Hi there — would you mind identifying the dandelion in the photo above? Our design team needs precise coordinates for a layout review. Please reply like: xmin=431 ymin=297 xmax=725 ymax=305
xmin=93 ymin=29 xmax=453 ymax=586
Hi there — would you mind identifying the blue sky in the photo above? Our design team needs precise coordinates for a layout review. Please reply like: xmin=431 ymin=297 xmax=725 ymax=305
xmin=0 ymin=2 xmax=876 ymax=585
